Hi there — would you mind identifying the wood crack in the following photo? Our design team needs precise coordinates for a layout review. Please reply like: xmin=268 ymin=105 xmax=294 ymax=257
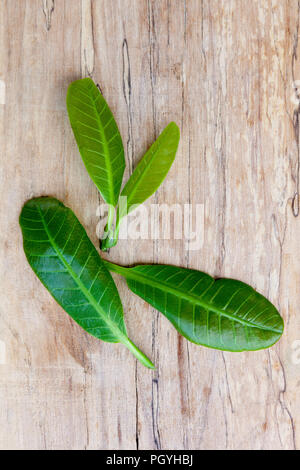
xmin=291 ymin=1 xmax=300 ymax=217
xmin=42 ymin=0 xmax=54 ymax=32
xmin=81 ymin=0 xmax=95 ymax=78
xmin=122 ymin=38 xmax=134 ymax=175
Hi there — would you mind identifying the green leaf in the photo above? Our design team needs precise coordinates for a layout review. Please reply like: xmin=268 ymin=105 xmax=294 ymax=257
xmin=101 ymin=122 xmax=180 ymax=251
xmin=19 ymin=197 xmax=154 ymax=369
xmin=104 ymin=262 xmax=284 ymax=352
xmin=120 ymin=121 xmax=180 ymax=217
xmin=67 ymin=78 xmax=125 ymax=207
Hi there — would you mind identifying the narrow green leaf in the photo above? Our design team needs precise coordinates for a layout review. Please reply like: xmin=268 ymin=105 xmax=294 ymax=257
xmin=19 ymin=197 xmax=154 ymax=369
xmin=67 ymin=78 xmax=125 ymax=207
xmin=104 ymin=262 xmax=284 ymax=352
xmin=101 ymin=122 xmax=180 ymax=251
xmin=119 ymin=122 xmax=180 ymax=218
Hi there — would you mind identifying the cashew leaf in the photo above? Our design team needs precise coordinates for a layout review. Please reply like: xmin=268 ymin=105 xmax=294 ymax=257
xmin=104 ymin=261 xmax=284 ymax=352
xmin=19 ymin=197 xmax=154 ymax=369
xmin=67 ymin=78 xmax=125 ymax=207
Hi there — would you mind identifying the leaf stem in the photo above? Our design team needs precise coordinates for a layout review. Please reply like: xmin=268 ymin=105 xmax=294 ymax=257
xmin=123 ymin=338 xmax=155 ymax=369
xmin=101 ymin=206 xmax=117 ymax=251
xmin=102 ymin=260 xmax=155 ymax=368
xmin=105 ymin=205 xmax=115 ymax=235
xmin=113 ymin=215 xmax=122 ymax=240
xmin=103 ymin=259 xmax=127 ymax=275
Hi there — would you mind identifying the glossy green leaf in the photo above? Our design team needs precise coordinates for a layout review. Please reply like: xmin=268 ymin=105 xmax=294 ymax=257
xmin=67 ymin=78 xmax=125 ymax=207
xmin=119 ymin=122 xmax=180 ymax=217
xmin=104 ymin=262 xmax=284 ymax=352
xmin=19 ymin=197 xmax=154 ymax=369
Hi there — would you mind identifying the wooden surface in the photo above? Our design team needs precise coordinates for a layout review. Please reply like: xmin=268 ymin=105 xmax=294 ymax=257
xmin=0 ymin=0 xmax=300 ymax=450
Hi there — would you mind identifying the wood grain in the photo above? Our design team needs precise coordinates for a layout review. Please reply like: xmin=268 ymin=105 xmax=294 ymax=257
xmin=0 ymin=0 xmax=299 ymax=450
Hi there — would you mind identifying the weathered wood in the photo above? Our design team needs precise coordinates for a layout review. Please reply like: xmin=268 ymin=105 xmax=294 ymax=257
xmin=0 ymin=0 xmax=299 ymax=450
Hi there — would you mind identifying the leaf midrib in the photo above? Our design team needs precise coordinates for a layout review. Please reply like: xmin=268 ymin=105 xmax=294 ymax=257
xmin=37 ymin=205 xmax=126 ymax=343
xmin=72 ymin=84 xmax=115 ymax=206
xmin=88 ymin=88 xmax=115 ymax=206
xmin=112 ymin=265 xmax=281 ymax=334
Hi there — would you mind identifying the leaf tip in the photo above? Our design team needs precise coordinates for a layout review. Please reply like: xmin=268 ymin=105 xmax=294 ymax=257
xmin=168 ymin=121 xmax=180 ymax=138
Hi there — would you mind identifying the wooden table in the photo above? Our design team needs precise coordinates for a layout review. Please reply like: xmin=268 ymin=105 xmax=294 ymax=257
xmin=0 ymin=0 xmax=299 ymax=450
